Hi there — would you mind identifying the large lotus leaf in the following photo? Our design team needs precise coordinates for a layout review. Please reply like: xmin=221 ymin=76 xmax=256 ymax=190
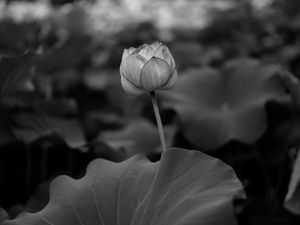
xmin=161 ymin=58 xmax=287 ymax=150
xmin=3 ymin=148 xmax=245 ymax=225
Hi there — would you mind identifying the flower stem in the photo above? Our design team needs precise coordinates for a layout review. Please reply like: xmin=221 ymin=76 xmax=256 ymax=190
xmin=150 ymin=91 xmax=167 ymax=152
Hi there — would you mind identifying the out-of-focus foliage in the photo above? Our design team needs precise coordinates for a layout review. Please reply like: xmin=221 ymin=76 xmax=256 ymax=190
xmin=0 ymin=0 xmax=300 ymax=224
xmin=285 ymin=147 xmax=300 ymax=215
xmin=11 ymin=109 xmax=86 ymax=148
xmin=0 ymin=53 xmax=35 ymax=99
xmin=162 ymin=58 xmax=287 ymax=150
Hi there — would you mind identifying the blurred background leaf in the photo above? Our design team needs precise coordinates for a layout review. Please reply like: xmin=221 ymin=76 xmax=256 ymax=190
xmin=162 ymin=58 xmax=287 ymax=150
xmin=11 ymin=111 xmax=86 ymax=149
xmin=98 ymin=118 xmax=176 ymax=158
xmin=0 ymin=0 xmax=300 ymax=224
xmin=0 ymin=52 xmax=35 ymax=100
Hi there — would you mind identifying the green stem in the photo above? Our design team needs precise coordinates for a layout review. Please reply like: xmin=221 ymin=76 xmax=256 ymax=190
xmin=150 ymin=91 xmax=167 ymax=152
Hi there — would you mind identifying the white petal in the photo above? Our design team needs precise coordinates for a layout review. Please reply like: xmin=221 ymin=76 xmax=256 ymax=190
xmin=161 ymin=69 xmax=177 ymax=90
xmin=138 ymin=45 xmax=155 ymax=60
xmin=121 ymin=49 xmax=129 ymax=61
xmin=127 ymin=47 xmax=136 ymax=54
xmin=120 ymin=76 xmax=144 ymax=95
xmin=120 ymin=54 xmax=146 ymax=86
xmin=140 ymin=57 xmax=171 ymax=92
xmin=155 ymin=45 xmax=176 ymax=71
xmin=150 ymin=42 xmax=162 ymax=52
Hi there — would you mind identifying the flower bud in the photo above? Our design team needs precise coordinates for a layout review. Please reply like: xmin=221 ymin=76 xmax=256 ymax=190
xmin=120 ymin=42 xmax=177 ymax=95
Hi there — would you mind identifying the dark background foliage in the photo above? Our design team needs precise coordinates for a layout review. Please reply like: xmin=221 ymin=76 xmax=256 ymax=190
xmin=1 ymin=0 xmax=300 ymax=224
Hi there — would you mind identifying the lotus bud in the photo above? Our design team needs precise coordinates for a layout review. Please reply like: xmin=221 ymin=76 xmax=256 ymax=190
xmin=120 ymin=42 xmax=177 ymax=95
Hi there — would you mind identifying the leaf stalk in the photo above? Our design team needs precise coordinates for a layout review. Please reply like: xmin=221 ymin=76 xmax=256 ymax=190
xmin=150 ymin=91 xmax=167 ymax=152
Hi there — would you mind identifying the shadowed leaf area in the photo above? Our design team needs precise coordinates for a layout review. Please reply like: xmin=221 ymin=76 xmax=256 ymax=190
xmin=98 ymin=118 xmax=176 ymax=158
xmin=2 ymin=148 xmax=244 ymax=225
xmin=285 ymin=147 xmax=300 ymax=215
